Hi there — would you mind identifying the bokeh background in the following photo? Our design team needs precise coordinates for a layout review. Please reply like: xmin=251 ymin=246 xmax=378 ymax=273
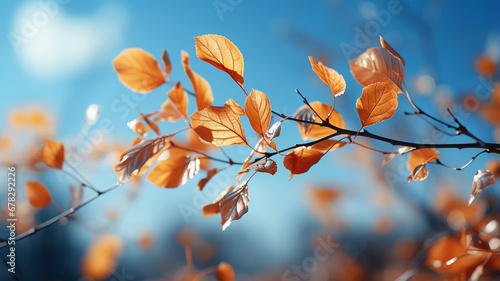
xmin=1 ymin=0 xmax=499 ymax=280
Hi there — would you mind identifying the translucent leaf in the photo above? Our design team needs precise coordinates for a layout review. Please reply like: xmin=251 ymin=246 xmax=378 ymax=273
xmin=284 ymin=147 xmax=324 ymax=180
xmin=245 ymin=89 xmax=271 ymax=137
xmin=356 ymin=82 xmax=398 ymax=128
xmin=181 ymin=50 xmax=213 ymax=111
xmin=225 ymin=98 xmax=245 ymax=116
xmin=114 ymin=135 xmax=171 ymax=184
xmin=147 ymin=155 xmax=200 ymax=188
xmin=309 ymin=56 xmax=346 ymax=97
xmin=349 ymin=47 xmax=405 ymax=94
xmin=167 ymin=82 xmax=188 ymax=119
xmin=195 ymin=34 xmax=244 ymax=85
xmin=190 ymin=105 xmax=247 ymax=146
xmin=294 ymin=102 xmax=345 ymax=140
xmin=408 ymin=148 xmax=440 ymax=172
xmin=198 ymin=168 xmax=220 ymax=191
xmin=238 ymin=158 xmax=277 ymax=175
xmin=407 ymin=164 xmax=429 ymax=183
xmin=469 ymin=170 xmax=495 ymax=205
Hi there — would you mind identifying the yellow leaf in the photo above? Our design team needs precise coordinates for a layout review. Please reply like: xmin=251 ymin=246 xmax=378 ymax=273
xmin=195 ymin=34 xmax=244 ymax=85
xmin=349 ymin=47 xmax=405 ymax=94
xmin=42 ymin=139 xmax=64 ymax=169
xmin=309 ymin=56 xmax=346 ymax=97
xmin=113 ymin=48 xmax=166 ymax=94
xmin=407 ymin=148 xmax=440 ymax=171
xmin=26 ymin=181 xmax=51 ymax=208
xmin=190 ymin=105 xmax=247 ymax=146
xmin=245 ymin=89 xmax=271 ymax=136
xmin=181 ymin=50 xmax=214 ymax=110
xmin=147 ymin=155 xmax=200 ymax=188
xmin=225 ymin=98 xmax=245 ymax=116
xmin=81 ymin=233 xmax=123 ymax=281
xmin=167 ymin=82 xmax=188 ymax=119
xmin=356 ymin=82 xmax=398 ymax=128
xmin=294 ymin=102 xmax=345 ymax=140
xmin=283 ymin=147 xmax=324 ymax=180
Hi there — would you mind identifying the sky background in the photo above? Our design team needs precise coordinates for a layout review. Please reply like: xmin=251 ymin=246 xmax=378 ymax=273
xmin=0 ymin=0 xmax=499 ymax=280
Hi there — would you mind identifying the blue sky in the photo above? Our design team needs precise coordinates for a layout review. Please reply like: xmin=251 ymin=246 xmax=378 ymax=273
xmin=1 ymin=0 xmax=500 ymax=279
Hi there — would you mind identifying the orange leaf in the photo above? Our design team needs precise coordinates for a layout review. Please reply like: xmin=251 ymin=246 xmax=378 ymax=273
xmin=162 ymin=49 xmax=172 ymax=80
xmin=155 ymin=99 xmax=183 ymax=122
xmin=167 ymin=82 xmax=188 ymax=119
xmin=245 ymin=89 xmax=271 ymax=136
xmin=181 ymin=50 xmax=214 ymax=110
xmin=216 ymin=262 xmax=235 ymax=281
xmin=26 ymin=181 xmax=51 ymax=208
xmin=356 ymin=82 xmax=398 ymax=128
xmin=114 ymin=135 xmax=171 ymax=184
xmin=195 ymin=34 xmax=244 ymax=85
xmin=225 ymin=98 xmax=245 ymax=116
xmin=283 ymin=147 xmax=324 ymax=180
xmin=349 ymin=47 xmax=405 ymax=94
xmin=294 ymin=102 xmax=345 ymax=140
xmin=198 ymin=168 xmax=220 ymax=191
xmin=407 ymin=148 xmax=440 ymax=171
xmin=187 ymin=128 xmax=216 ymax=152
xmin=309 ymin=56 xmax=346 ymax=97
xmin=147 ymin=155 xmax=200 ymax=188
xmin=379 ymin=36 xmax=405 ymax=66
xmin=310 ymin=139 xmax=347 ymax=152
xmin=81 ymin=233 xmax=123 ymax=281
xmin=42 ymin=139 xmax=64 ymax=169
xmin=190 ymin=105 xmax=247 ymax=146
xmin=113 ymin=48 xmax=166 ymax=94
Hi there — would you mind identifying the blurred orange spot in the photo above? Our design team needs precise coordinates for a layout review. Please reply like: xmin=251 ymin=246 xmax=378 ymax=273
xmin=462 ymin=95 xmax=480 ymax=111
xmin=81 ymin=233 xmax=123 ymax=281
xmin=475 ymin=55 xmax=497 ymax=77
xmin=139 ymin=232 xmax=155 ymax=251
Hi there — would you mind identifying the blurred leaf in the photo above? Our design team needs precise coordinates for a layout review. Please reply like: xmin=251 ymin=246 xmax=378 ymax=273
xmin=181 ymin=50 xmax=213 ymax=110
xmin=42 ymin=139 xmax=64 ymax=169
xmin=26 ymin=181 xmax=51 ymax=208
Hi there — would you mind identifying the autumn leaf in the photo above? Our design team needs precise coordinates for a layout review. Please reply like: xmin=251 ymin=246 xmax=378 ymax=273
xmin=190 ymin=105 xmax=248 ymax=146
xmin=407 ymin=148 xmax=440 ymax=171
xmin=469 ymin=170 xmax=495 ymax=205
xmin=349 ymin=47 xmax=405 ymax=94
xmin=147 ymin=155 xmax=200 ymax=188
xmin=113 ymin=48 xmax=166 ymax=94
xmin=245 ymin=89 xmax=271 ymax=137
xmin=407 ymin=164 xmax=429 ymax=183
xmin=202 ymin=179 xmax=250 ymax=230
xmin=42 ymin=139 xmax=64 ymax=169
xmin=379 ymin=36 xmax=405 ymax=66
xmin=195 ymin=34 xmax=244 ymax=85
xmin=356 ymin=82 xmax=398 ymax=129
xmin=309 ymin=56 xmax=346 ymax=97
xmin=81 ymin=233 xmax=123 ymax=281
xmin=310 ymin=139 xmax=347 ymax=152
xmin=294 ymin=102 xmax=345 ymax=140
xmin=198 ymin=168 xmax=220 ymax=191
xmin=114 ymin=135 xmax=172 ymax=184
xmin=26 ymin=181 xmax=51 ymax=208
xmin=225 ymin=98 xmax=245 ymax=116
xmin=283 ymin=147 xmax=324 ymax=180
xmin=167 ymin=82 xmax=188 ymax=119
xmin=155 ymin=99 xmax=183 ymax=122
xmin=238 ymin=158 xmax=277 ymax=175
xmin=162 ymin=49 xmax=172 ymax=80
xmin=216 ymin=262 xmax=235 ymax=281
xmin=181 ymin=50 xmax=214 ymax=110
